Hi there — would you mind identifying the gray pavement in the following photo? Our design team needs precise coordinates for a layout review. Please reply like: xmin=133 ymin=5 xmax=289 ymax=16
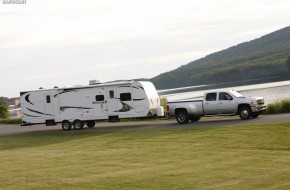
xmin=1 ymin=113 xmax=290 ymax=136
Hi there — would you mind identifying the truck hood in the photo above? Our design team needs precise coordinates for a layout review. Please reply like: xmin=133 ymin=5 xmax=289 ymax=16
xmin=240 ymin=96 xmax=264 ymax=100
xmin=237 ymin=96 xmax=265 ymax=104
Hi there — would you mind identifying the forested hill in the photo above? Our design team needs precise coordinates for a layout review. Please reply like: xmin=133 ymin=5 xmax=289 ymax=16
xmin=151 ymin=26 xmax=290 ymax=89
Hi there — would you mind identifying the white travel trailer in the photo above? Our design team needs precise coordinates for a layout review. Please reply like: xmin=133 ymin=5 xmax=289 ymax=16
xmin=20 ymin=80 xmax=164 ymax=130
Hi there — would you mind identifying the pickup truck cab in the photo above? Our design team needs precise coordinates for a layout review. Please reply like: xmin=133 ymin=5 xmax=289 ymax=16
xmin=167 ymin=90 xmax=266 ymax=124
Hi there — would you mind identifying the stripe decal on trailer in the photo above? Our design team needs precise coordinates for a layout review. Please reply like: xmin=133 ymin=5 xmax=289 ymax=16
xmin=25 ymin=94 xmax=34 ymax=105
xmin=22 ymin=113 xmax=42 ymax=118
xmin=26 ymin=107 xmax=54 ymax=116
xmin=60 ymin=106 xmax=93 ymax=111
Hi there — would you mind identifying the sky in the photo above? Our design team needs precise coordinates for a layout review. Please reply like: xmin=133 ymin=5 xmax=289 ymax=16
xmin=1 ymin=0 xmax=290 ymax=98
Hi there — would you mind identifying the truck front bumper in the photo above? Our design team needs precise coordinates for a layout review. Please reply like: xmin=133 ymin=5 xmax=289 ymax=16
xmin=251 ymin=105 xmax=266 ymax=113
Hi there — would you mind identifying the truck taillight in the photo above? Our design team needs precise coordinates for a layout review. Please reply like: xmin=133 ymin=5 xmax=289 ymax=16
xmin=166 ymin=105 xmax=169 ymax=112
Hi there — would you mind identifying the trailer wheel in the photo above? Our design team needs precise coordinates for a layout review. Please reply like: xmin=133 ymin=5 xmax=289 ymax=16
xmin=176 ymin=111 xmax=189 ymax=124
xmin=73 ymin=120 xmax=84 ymax=130
xmin=86 ymin=120 xmax=95 ymax=128
xmin=62 ymin=120 xmax=72 ymax=131
xmin=239 ymin=106 xmax=252 ymax=120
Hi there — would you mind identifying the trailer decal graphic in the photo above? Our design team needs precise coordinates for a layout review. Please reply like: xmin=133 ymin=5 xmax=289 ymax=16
xmin=22 ymin=113 xmax=41 ymax=118
xmin=133 ymin=98 xmax=146 ymax=101
xmin=26 ymin=107 xmax=54 ymax=116
xmin=135 ymin=86 xmax=144 ymax=90
xmin=25 ymin=94 xmax=34 ymax=105
xmin=116 ymin=101 xmax=133 ymax=112
xmin=54 ymin=89 xmax=79 ymax=97
xmin=60 ymin=106 xmax=93 ymax=111
xmin=118 ymin=85 xmax=144 ymax=90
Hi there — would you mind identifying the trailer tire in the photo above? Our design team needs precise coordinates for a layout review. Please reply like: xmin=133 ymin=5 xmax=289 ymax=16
xmin=73 ymin=120 xmax=84 ymax=130
xmin=239 ymin=106 xmax=252 ymax=120
xmin=176 ymin=111 xmax=189 ymax=124
xmin=62 ymin=120 xmax=72 ymax=131
xmin=86 ymin=120 xmax=95 ymax=128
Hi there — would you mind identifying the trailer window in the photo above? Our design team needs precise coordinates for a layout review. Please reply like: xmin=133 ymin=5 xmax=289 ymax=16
xmin=120 ymin=93 xmax=132 ymax=101
xmin=95 ymin=95 xmax=105 ymax=101
xmin=205 ymin=93 xmax=217 ymax=101
xmin=109 ymin=91 xmax=114 ymax=99
xmin=46 ymin=95 xmax=51 ymax=103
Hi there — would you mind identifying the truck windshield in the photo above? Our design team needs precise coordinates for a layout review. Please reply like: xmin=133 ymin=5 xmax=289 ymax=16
xmin=230 ymin=91 xmax=245 ymax=98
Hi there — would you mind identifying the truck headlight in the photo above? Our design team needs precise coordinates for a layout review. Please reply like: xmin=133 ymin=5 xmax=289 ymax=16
xmin=251 ymin=100 xmax=257 ymax=106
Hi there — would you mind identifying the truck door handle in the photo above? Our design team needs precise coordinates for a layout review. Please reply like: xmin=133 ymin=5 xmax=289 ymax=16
xmin=205 ymin=102 xmax=209 ymax=105
xmin=219 ymin=102 xmax=223 ymax=104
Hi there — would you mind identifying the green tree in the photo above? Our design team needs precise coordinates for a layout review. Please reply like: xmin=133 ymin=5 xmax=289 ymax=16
xmin=0 ymin=97 xmax=8 ymax=106
xmin=0 ymin=105 xmax=8 ymax=119
xmin=160 ymin=97 xmax=168 ymax=116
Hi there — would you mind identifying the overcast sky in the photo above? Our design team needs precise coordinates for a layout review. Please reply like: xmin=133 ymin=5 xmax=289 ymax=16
xmin=1 ymin=0 xmax=290 ymax=98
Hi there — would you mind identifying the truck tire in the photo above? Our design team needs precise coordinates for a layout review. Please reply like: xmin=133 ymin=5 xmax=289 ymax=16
xmin=190 ymin=116 xmax=201 ymax=122
xmin=176 ymin=111 xmax=189 ymax=124
xmin=239 ymin=106 xmax=252 ymax=120
xmin=86 ymin=120 xmax=95 ymax=128
xmin=73 ymin=120 xmax=84 ymax=130
xmin=62 ymin=120 xmax=72 ymax=131
xmin=251 ymin=113 xmax=259 ymax=119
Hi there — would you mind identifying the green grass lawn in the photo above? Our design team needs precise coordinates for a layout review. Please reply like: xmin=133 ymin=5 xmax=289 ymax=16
xmin=1 ymin=122 xmax=290 ymax=190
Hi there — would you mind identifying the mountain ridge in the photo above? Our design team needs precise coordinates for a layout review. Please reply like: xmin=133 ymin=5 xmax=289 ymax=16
xmin=151 ymin=26 xmax=290 ymax=89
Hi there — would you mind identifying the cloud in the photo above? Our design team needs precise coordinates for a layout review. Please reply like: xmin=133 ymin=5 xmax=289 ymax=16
xmin=1 ymin=0 xmax=290 ymax=97
xmin=25 ymin=72 xmax=67 ymax=80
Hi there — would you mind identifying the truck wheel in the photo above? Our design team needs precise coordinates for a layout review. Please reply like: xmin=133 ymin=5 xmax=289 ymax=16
xmin=239 ymin=106 xmax=252 ymax=120
xmin=62 ymin=120 xmax=72 ymax=131
xmin=176 ymin=112 xmax=189 ymax=124
xmin=86 ymin=120 xmax=95 ymax=128
xmin=190 ymin=116 xmax=201 ymax=122
xmin=73 ymin=120 xmax=84 ymax=130
xmin=251 ymin=114 xmax=259 ymax=119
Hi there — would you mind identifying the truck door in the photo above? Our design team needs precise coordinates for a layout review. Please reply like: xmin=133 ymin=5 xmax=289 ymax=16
xmin=203 ymin=93 xmax=218 ymax=115
xmin=106 ymin=88 xmax=119 ymax=116
xmin=218 ymin=92 xmax=236 ymax=114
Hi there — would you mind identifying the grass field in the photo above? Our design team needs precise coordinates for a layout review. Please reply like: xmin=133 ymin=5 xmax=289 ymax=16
xmin=1 ymin=122 xmax=290 ymax=190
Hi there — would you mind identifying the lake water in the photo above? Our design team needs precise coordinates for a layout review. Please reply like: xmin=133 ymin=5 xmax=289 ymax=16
xmin=161 ymin=80 xmax=290 ymax=104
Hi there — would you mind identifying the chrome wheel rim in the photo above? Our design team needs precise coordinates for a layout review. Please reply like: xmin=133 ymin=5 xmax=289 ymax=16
xmin=241 ymin=110 xmax=249 ymax=118
xmin=178 ymin=115 xmax=185 ymax=122
xmin=74 ymin=122 xmax=82 ymax=129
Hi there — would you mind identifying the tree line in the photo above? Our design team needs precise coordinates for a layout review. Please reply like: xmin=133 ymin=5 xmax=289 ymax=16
xmin=151 ymin=26 xmax=290 ymax=90
xmin=0 ymin=97 xmax=9 ymax=119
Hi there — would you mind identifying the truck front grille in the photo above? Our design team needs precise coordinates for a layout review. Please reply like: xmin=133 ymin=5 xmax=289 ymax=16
xmin=257 ymin=99 xmax=264 ymax=105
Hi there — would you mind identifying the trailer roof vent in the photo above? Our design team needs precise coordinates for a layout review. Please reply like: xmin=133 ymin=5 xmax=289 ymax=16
xmin=89 ymin=79 xmax=103 ymax=85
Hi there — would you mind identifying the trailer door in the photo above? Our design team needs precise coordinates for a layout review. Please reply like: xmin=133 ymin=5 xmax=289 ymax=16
xmin=44 ymin=94 xmax=54 ymax=120
xmin=106 ymin=88 xmax=119 ymax=116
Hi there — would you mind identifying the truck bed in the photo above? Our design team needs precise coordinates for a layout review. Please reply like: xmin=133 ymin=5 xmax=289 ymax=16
xmin=167 ymin=100 xmax=204 ymax=116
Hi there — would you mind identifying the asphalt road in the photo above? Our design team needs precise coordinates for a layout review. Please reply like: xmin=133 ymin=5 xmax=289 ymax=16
xmin=1 ymin=113 xmax=290 ymax=136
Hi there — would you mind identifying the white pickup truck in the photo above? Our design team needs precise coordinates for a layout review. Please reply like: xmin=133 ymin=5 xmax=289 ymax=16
xmin=167 ymin=90 xmax=266 ymax=124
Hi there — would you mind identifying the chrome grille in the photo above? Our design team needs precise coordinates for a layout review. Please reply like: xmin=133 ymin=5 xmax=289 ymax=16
xmin=257 ymin=99 xmax=264 ymax=105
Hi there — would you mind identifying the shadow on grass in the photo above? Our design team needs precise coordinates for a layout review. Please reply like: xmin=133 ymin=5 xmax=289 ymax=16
xmin=0 ymin=121 xmax=221 ymax=151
